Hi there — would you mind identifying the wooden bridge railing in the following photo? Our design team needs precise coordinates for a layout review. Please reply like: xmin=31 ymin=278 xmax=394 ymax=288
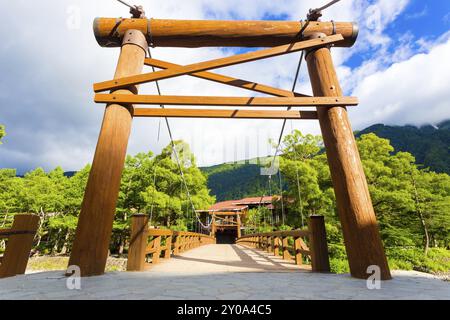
xmin=236 ymin=216 xmax=330 ymax=273
xmin=0 ymin=214 xmax=40 ymax=279
xmin=127 ymin=214 xmax=216 ymax=271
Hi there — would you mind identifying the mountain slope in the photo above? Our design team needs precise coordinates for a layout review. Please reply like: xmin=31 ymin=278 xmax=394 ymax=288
xmin=200 ymin=159 xmax=280 ymax=202
xmin=356 ymin=120 xmax=450 ymax=174
xmin=202 ymin=121 xmax=450 ymax=201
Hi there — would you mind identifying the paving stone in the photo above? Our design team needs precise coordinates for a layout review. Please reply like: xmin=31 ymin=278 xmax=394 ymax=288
xmin=0 ymin=244 xmax=449 ymax=300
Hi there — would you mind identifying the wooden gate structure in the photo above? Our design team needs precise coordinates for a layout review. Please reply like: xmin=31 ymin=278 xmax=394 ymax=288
xmin=68 ymin=15 xmax=391 ymax=280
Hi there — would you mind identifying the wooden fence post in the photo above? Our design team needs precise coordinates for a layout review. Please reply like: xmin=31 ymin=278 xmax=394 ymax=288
xmin=173 ymin=234 xmax=180 ymax=255
xmin=152 ymin=236 xmax=161 ymax=264
xmin=308 ymin=216 xmax=330 ymax=272
xmin=267 ymin=236 xmax=272 ymax=253
xmin=126 ymin=214 xmax=148 ymax=271
xmin=164 ymin=235 xmax=172 ymax=259
xmin=282 ymin=236 xmax=289 ymax=260
xmin=273 ymin=236 xmax=280 ymax=256
xmin=294 ymin=237 xmax=303 ymax=266
xmin=0 ymin=214 xmax=39 ymax=278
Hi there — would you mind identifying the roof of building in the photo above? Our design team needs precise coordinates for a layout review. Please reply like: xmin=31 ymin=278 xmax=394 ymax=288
xmin=206 ymin=196 xmax=278 ymax=212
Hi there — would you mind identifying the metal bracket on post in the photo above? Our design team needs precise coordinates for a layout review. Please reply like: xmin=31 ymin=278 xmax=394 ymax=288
xmin=122 ymin=29 xmax=149 ymax=52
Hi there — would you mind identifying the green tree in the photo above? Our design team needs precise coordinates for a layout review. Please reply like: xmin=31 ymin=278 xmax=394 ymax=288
xmin=139 ymin=141 xmax=215 ymax=231
xmin=357 ymin=133 xmax=450 ymax=253
xmin=278 ymin=130 xmax=335 ymax=228
xmin=0 ymin=125 xmax=5 ymax=144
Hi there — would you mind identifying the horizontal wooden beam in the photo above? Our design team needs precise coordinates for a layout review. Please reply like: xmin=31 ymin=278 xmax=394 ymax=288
xmin=94 ymin=34 xmax=344 ymax=92
xmin=144 ymin=58 xmax=310 ymax=98
xmin=132 ymin=108 xmax=318 ymax=120
xmin=94 ymin=18 xmax=359 ymax=48
xmin=94 ymin=94 xmax=358 ymax=107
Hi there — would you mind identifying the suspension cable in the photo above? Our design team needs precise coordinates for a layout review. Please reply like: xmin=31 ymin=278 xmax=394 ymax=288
xmin=147 ymin=47 xmax=212 ymax=232
xmin=290 ymin=121 xmax=305 ymax=228
xmin=278 ymin=170 xmax=285 ymax=225
xmin=268 ymin=0 xmax=343 ymax=226
xmin=117 ymin=0 xmax=212 ymax=231
xmin=307 ymin=0 xmax=342 ymax=21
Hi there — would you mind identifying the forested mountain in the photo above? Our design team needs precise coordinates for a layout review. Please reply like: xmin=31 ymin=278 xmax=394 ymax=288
xmin=357 ymin=120 xmax=450 ymax=174
xmin=200 ymin=160 xmax=281 ymax=202
xmin=202 ymin=121 xmax=450 ymax=201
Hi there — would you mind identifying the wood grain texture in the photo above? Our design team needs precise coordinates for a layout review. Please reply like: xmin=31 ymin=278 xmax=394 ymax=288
xmin=94 ymin=94 xmax=358 ymax=107
xmin=93 ymin=35 xmax=344 ymax=92
xmin=282 ymin=237 xmax=290 ymax=260
xmin=306 ymin=45 xmax=391 ymax=280
xmin=0 ymin=214 xmax=39 ymax=278
xmin=294 ymin=237 xmax=303 ymax=266
xmin=132 ymin=108 xmax=318 ymax=119
xmin=126 ymin=214 xmax=149 ymax=272
xmin=94 ymin=18 xmax=358 ymax=48
xmin=69 ymin=38 xmax=147 ymax=277
xmin=308 ymin=216 xmax=330 ymax=272
xmin=144 ymin=58 xmax=310 ymax=97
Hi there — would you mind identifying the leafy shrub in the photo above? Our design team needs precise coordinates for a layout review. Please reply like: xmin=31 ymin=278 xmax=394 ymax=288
xmin=329 ymin=258 xmax=349 ymax=274
xmin=386 ymin=247 xmax=450 ymax=273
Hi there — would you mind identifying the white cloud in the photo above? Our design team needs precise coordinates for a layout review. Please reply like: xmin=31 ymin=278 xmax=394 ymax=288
xmin=2 ymin=0 xmax=438 ymax=173
xmin=350 ymin=37 xmax=450 ymax=129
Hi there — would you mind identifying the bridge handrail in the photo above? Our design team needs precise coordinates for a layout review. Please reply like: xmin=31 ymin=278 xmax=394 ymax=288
xmin=239 ymin=229 xmax=310 ymax=238
xmin=127 ymin=215 xmax=216 ymax=271
xmin=236 ymin=216 xmax=330 ymax=273
xmin=0 ymin=214 xmax=40 ymax=279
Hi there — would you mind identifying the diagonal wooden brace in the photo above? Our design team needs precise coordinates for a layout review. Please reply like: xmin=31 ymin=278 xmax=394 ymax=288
xmin=144 ymin=58 xmax=310 ymax=98
xmin=94 ymin=34 xmax=344 ymax=92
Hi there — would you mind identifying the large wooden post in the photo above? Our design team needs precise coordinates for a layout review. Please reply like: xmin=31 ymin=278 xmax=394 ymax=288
xmin=69 ymin=30 xmax=148 ymax=276
xmin=305 ymin=34 xmax=391 ymax=280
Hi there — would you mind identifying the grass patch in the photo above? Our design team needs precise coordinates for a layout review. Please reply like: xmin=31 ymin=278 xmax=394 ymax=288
xmin=27 ymin=256 xmax=127 ymax=272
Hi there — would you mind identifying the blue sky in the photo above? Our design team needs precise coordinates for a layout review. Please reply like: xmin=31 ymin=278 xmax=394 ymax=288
xmin=0 ymin=0 xmax=449 ymax=174
xmin=345 ymin=0 xmax=450 ymax=68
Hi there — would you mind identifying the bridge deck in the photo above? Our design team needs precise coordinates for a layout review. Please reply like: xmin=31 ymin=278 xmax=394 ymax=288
xmin=145 ymin=244 xmax=311 ymax=274
xmin=0 ymin=244 xmax=448 ymax=300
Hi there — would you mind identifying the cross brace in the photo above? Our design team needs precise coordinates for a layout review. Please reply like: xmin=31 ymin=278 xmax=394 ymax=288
xmin=144 ymin=58 xmax=310 ymax=98
xmin=93 ymin=34 xmax=344 ymax=92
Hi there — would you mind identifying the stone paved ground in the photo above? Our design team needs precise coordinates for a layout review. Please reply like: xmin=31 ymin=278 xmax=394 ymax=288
xmin=0 ymin=244 xmax=449 ymax=300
